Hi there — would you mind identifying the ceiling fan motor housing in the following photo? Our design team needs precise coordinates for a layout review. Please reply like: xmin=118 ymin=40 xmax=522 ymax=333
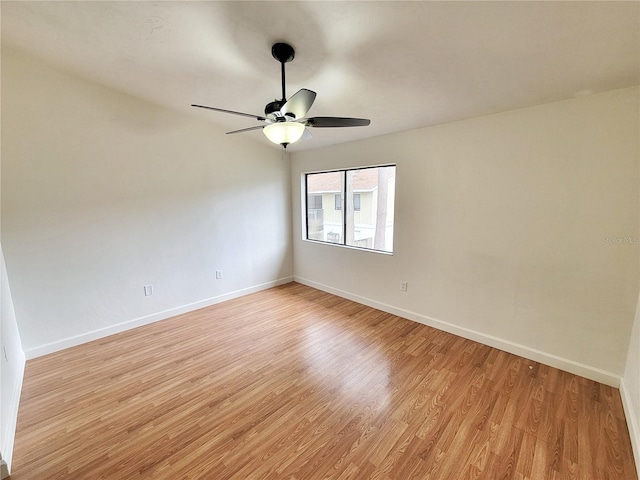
xmin=265 ymin=100 xmax=286 ymax=117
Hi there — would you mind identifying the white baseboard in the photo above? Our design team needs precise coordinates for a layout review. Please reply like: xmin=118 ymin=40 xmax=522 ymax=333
xmin=2 ymin=349 xmax=25 ymax=475
xmin=24 ymin=274 xmax=623 ymax=387
xmin=294 ymin=276 xmax=621 ymax=388
xmin=620 ymin=378 xmax=640 ymax=475
xmin=26 ymin=276 xmax=294 ymax=359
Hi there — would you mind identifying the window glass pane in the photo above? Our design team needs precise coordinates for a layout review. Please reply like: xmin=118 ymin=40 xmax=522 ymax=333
xmin=345 ymin=166 xmax=395 ymax=252
xmin=306 ymin=171 xmax=344 ymax=244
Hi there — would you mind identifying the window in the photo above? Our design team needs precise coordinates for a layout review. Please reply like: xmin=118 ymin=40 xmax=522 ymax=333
xmin=306 ymin=194 xmax=324 ymax=238
xmin=305 ymin=165 xmax=396 ymax=253
xmin=336 ymin=194 xmax=360 ymax=212
xmin=308 ymin=195 xmax=322 ymax=210
xmin=353 ymin=193 xmax=361 ymax=212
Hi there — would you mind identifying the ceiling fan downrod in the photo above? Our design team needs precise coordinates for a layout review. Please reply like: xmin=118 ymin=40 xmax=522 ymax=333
xmin=272 ymin=42 xmax=295 ymax=102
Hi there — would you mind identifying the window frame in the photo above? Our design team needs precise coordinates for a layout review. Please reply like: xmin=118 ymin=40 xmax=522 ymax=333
xmin=304 ymin=164 xmax=396 ymax=254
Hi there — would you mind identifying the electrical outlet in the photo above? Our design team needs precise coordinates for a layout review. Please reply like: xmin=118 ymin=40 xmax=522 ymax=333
xmin=215 ymin=270 xmax=223 ymax=280
xmin=144 ymin=285 xmax=153 ymax=296
xmin=400 ymin=281 xmax=408 ymax=292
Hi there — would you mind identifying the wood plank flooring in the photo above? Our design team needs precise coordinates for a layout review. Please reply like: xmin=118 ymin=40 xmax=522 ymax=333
xmin=10 ymin=282 xmax=638 ymax=479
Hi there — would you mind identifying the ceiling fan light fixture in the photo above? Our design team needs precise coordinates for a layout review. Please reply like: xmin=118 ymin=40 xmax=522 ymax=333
xmin=263 ymin=121 xmax=305 ymax=147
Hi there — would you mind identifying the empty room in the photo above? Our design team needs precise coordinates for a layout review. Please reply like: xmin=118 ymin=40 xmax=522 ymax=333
xmin=1 ymin=1 xmax=639 ymax=479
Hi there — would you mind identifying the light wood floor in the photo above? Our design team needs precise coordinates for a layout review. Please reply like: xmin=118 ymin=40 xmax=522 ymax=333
xmin=10 ymin=283 xmax=637 ymax=479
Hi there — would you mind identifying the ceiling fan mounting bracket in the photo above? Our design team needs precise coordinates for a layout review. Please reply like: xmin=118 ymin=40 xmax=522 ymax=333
xmin=271 ymin=42 xmax=295 ymax=64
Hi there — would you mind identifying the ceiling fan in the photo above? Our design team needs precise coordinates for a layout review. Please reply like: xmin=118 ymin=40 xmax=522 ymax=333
xmin=192 ymin=42 xmax=370 ymax=148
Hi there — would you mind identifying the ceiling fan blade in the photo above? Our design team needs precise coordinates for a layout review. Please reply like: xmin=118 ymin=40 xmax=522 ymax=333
xmin=192 ymin=104 xmax=266 ymax=121
xmin=226 ymin=125 xmax=264 ymax=135
xmin=281 ymin=89 xmax=316 ymax=119
xmin=306 ymin=117 xmax=371 ymax=128
xmin=301 ymin=128 xmax=313 ymax=140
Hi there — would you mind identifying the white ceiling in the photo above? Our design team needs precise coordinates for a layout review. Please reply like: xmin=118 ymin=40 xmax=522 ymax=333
xmin=2 ymin=1 xmax=639 ymax=151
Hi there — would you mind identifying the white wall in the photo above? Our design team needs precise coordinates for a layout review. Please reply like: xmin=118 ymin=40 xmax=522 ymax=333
xmin=622 ymin=280 xmax=640 ymax=473
xmin=1 ymin=47 xmax=26 ymax=474
xmin=1 ymin=47 xmax=293 ymax=357
xmin=0 ymin=245 xmax=25 ymax=474
xmin=292 ymin=87 xmax=639 ymax=385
